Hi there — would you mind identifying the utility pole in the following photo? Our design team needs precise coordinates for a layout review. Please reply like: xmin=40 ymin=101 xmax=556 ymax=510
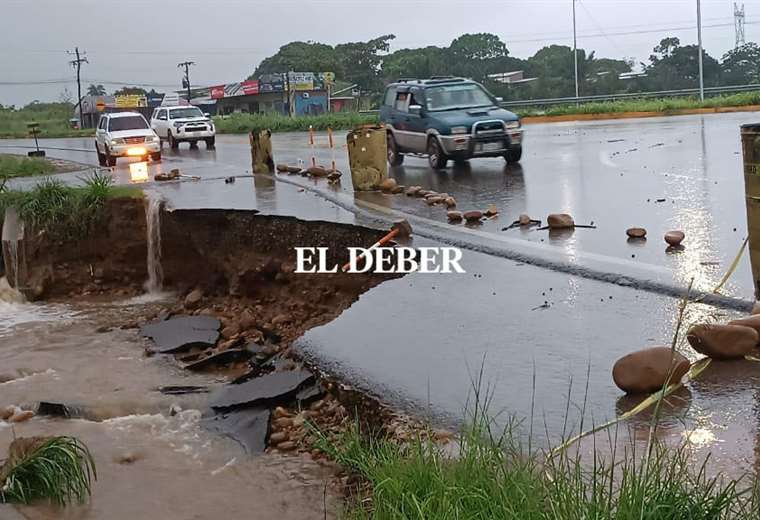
xmin=735 ymin=3 xmax=746 ymax=48
xmin=572 ymin=0 xmax=579 ymax=101
xmin=697 ymin=0 xmax=704 ymax=101
xmin=67 ymin=47 xmax=88 ymax=127
xmin=177 ymin=61 xmax=195 ymax=104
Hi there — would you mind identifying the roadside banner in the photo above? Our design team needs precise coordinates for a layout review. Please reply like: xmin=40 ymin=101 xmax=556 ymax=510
xmin=115 ymin=94 xmax=147 ymax=108
xmin=241 ymin=80 xmax=259 ymax=95
xmin=289 ymin=72 xmax=315 ymax=91
xmin=210 ymin=85 xmax=226 ymax=99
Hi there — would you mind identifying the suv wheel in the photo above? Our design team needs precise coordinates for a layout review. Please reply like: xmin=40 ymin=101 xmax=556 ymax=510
xmin=504 ymin=145 xmax=522 ymax=164
xmin=387 ymin=133 xmax=404 ymax=166
xmin=104 ymin=146 xmax=116 ymax=167
xmin=96 ymin=142 xmax=107 ymax=166
xmin=168 ymin=132 xmax=179 ymax=149
xmin=427 ymin=136 xmax=448 ymax=170
xmin=205 ymin=136 xmax=216 ymax=149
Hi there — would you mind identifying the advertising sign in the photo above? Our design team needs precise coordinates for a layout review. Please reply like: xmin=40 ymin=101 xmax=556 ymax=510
xmin=115 ymin=95 xmax=147 ymax=108
xmin=259 ymin=73 xmax=285 ymax=93
xmin=210 ymin=85 xmax=226 ymax=99
xmin=288 ymin=72 xmax=315 ymax=91
xmin=241 ymin=80 xmax=259 ymax=95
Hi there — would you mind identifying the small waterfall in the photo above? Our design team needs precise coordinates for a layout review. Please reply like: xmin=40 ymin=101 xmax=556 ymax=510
xmin=1 ymin=239 xmax=18 ymax=289
xmin=144 ymin=194 xmax=164 ymax=293
xmin=1 ymin=207 xmax=23 ymax=291
xmin=0 ymin=276 xmax=23 ymax=304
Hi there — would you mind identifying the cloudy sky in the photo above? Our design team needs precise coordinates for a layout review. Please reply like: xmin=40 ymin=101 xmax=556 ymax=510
xmin=0 ymin=0 xmax=755 ymax=106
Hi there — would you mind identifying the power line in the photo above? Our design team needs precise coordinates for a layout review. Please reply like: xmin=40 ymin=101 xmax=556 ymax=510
xmin=177 ymin=61 xmax=195 ymax=101
xmin=67 ymin=47 xmax=88 ymax=125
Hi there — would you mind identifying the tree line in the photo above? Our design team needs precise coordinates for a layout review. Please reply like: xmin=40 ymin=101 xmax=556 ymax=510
xmin=249 ymin=33 xmax=760 ymax=101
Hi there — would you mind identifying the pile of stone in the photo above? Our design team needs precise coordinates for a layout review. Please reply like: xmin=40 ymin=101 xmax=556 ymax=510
xmin=612 ymin=308 xmax=760 ymax=394
xmin=276 ymin=163 xmax=342 ymax=182
xmin=0 ymin=405 xmax=34 ymax=424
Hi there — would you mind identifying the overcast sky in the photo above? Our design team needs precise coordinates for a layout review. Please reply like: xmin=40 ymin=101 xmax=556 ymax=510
xmin=0 ymin=0 xmax=755 ymax=106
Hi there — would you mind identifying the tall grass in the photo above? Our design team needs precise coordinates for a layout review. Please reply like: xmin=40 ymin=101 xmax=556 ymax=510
xmin=0 ymin=103 xmax=93 ymax=139
xmin=0 ymin=436 xmax=97 ymax=506
xmin=0 ymin=171 xmax=142 ymax=239
xmin=0 ymin=154 xmax=56 ymax=179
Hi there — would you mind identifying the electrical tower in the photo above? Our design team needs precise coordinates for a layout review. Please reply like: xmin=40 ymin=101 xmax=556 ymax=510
xmin=735 ymin=2 xmax=746 ymax=48
xmin=67 ymin=47 xmax=88 ymax=127
xmin=177 ymin=61 xmax=195 ymax=104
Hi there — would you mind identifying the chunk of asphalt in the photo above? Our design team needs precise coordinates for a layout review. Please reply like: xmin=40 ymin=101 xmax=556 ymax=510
xmin=183 ymin=348 xmax=252 ymax=371
xmin=157 ymin=385 xmax=210 ymax=395
xmin=296 ymin=384 xmax=324 ymax=405
xmin=202 ymin=407 xmax=271 ymax=454
xmin=37 ymin=401 xmax=86 ymax=419
xmin=140 ymin=315 xmax=221 ymax=354
xmin=210 ymin=370 xmax=315 ymax=410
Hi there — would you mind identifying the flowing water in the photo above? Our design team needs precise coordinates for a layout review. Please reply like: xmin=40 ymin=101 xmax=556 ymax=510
xmin=144 ymin=193 xmax=164 ymax=293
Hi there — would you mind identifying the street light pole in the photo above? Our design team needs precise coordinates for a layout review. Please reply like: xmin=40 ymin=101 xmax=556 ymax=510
xmin=697 ymin=0 xmax=705 ymax=101
xmin=572 ymin=0 xmax=579 ymax=101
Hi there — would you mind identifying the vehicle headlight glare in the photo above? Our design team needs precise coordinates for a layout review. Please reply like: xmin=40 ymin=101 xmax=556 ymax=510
xmin=451 ymin=126 xmax=468 ymax=135
xmin=505 ymin=120 xmax=521 ymax=129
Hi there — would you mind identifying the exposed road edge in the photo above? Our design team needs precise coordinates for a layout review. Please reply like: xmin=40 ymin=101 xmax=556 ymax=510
xmin=522 ymin=105 xmax=760 ymax=124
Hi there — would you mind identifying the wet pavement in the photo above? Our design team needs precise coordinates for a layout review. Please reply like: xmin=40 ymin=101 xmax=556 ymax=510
xmin=3 ymin=112 xmax=760 ymax=474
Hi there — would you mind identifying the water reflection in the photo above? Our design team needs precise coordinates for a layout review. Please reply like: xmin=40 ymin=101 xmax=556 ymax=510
xmin=129 ymin=162 xmax=149 ymax=183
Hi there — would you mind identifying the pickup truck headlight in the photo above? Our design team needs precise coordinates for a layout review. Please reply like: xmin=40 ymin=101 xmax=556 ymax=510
xmin=110 ymin=138 xmax=125 ymax=145
xmin=173 ymin=122 xmax=184 ymax=128
xmin=505 ymin=120 xmax=521 ymax=129
xmin=147 ymin=135 xmax=159 ymax=142
xmin=450 ymin=126 xmax=468 ymax=135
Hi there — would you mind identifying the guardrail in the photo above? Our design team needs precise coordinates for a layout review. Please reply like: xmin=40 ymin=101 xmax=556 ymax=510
xmin=358 ymin=83 xmax=760 ymax=115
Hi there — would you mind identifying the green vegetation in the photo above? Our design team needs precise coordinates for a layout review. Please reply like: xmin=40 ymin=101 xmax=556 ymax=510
xmin=0 ymin=171 xmax=142 ymax=239
xmin=317 ymin=416 xmax=758 ymax=519
xmin=0 ymin=436 xmax=96 ymax=506
xmin=0 ymin=154 xmax=56 ymax=179
xmin=518 ymin=91 xmax=760 ymax=117
xmin=213 ymin=111 xmax=379 ymax=134
xmin=0 ymin=102 xmax=93 ymax=139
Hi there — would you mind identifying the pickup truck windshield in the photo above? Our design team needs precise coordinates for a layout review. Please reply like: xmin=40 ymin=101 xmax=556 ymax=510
xmin=108 ymin=116 xmax=148 ymax=131
xmin=425 ymin=84 xmax=494 ymax=112
xmin=170 ymin=108 xmax=204 ymax=119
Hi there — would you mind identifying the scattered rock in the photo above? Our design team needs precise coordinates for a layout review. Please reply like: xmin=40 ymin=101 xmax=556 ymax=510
xmin=612 ymin=347 xmax=690 ymax=394
xmin=273 ymin=406 xmax=291 ymax=419
xmin=463 ymin=210 xmax=483 ymax=222
xmin=8 ymin=409 xmax=34 ymax=423
xmin=276 ymin=164 xmax=289 ymax=172
xmin=269 ymin=431 xmax=288 ymax=444
xmin=274 ymin=417 xmax=294 ymax=428
xmin=687 ymin=323 xmax=759 ymax=359
xmin=728 ymin=315 xmax=760 ymax=342
xmin=1 ymin=406 xmax=17 ymax=421
xmin=547 ymin=213 xmax=575 ymax=229
xmin=391 ymin=185 xmax=405 ymax=194
xmin=519 ymin=214 xmax=531 ymax=226
xmin=415 ymin=190 xmax=430 ymax=198
xmin=307 ymin=166 xmax=329 ymax=177
xmin=221 ymin=323 xmax=240 ymax=339
xmin=184 ymin=289 xmax=203 ymax=309
xmin=276 ymin=441 xmax=296 ymax=451
xmin=287 ymin=165 xmax=302 ymax=174
xmin=484 ymin=204 xmax=499 ymax=217
xmin=444 ymin=197 xmax=457 ymax=208
xmin=664 ymin=230 xmax=685 ymax=246
xmin=271 ymin=314 xmax=290 ymax=327
xmin=425 ymin=196 xmax=444 ymax=206
xmin=183 ymin=348 xmax=251 ymax=371
xmin=405 ymin=186 xmax=422 ymax=196
xmin=379 ymin=178 xmax=397 ymax=192
xmin=114 ymin=452 xmax=143 ymax=465
xmin=447 ymin=211 xmax=463 ymax=222
xmin=626 ymin=227 xmax=647 ymax=238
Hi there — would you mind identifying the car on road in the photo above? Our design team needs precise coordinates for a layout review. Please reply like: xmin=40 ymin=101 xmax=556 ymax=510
xmin=150 ymin=106 xmax=216 ymax=150
xmin=380 ymin=77 xmax=523 ymax=169
xmin=95 ymin=112 xmax=161 ymax=167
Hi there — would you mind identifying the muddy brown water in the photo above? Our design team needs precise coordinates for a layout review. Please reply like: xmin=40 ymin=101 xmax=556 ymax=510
xmin=0 ymin=301 xmax=336 ymax=519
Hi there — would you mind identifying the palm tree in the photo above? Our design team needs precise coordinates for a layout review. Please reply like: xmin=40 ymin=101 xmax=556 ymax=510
xmin=87 ymin=84 xmax=107 ymax=96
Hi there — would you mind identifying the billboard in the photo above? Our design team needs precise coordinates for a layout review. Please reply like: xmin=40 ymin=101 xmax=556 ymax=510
xmin=210 ymin=85 xmax=226 ymax=99
xmin=241 ymin=80 xmax=259 ymax=95
xmin=115 ymin=94 xmax=147 ymax=108
xmin=288 ymin=72 xmax=314 ymax=91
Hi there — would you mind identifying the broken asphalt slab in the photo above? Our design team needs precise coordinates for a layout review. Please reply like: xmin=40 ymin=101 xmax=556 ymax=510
xmin=183 ymin=348 xmax=252 ymax=371
xmin=140 ymin=315 xmax=221 ymax=354
xmin=210 ymin=370 xmax=315 ymax=410
xmin=202 ymin=407 xmax=271 ymax=454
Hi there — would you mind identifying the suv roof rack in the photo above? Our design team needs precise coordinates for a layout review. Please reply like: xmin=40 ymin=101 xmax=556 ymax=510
xmin=396 ymin=78 xmax=420 ymax=83
xmin=425 ymin=77 xmax=467 ymax=84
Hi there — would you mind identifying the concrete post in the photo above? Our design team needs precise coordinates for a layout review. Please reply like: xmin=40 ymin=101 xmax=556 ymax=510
xmin=741 ymin=123 xmax=760 ymax=298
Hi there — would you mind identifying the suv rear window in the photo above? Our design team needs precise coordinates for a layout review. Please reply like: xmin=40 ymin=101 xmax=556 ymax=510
xmin=108 ymin=116 xmax=148 ymax=131
xmin=425 ymin=84 xmax=493 ymax=112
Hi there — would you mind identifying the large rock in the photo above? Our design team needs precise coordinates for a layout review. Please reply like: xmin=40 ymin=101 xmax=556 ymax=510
xmin=379 ymin=178 xmax=397 ymax=192
xmin=184 ymin=289 xmax=203 ymax=309
xmin=463 ymin=210 xmax=483 ymax=222
xmin=664 ymin=230 xmax=685 ymax=246
xmin=626 ymin=227 xmax=647 ymax=238
xmin=547 ymin=213 xmax=575 ymax=229
xmin=519 ymin=214 xmax=531 ymax=226
xmin=728 ymin=315 xmax=760 ymax=342
xmin=447 ymin=211 xmax=463 ymax=222
xmin=612 ymin=347 xmax=690 ymax=394
xmin=405 ymin=186 xmax=422 ymax=196
xmin=687 ymin=323 xmax=758 ymax=359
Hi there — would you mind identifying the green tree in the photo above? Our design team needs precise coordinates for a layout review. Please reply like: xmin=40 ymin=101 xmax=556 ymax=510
xmin=650 ymin=37 xmax=681 ymax=63
xmin=251 ymin=41 xmax=341 ymax=78
xmin=382 ymin=46 xmax=452 ymax=81
xmin=646 ymin=42 xmax=721 ymax=89
xmin=721 ymin=42 xmax=760 ymax=84
xmin=86 ymin=84 xmax=107 ymax=96
xmin=113 ymin=86 xmax=148 ymax=96
xmin=336 ymin=35 xmax=395 ymax=93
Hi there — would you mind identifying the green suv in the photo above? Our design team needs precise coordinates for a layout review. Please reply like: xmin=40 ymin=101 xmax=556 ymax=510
xmin=379 ymin=78 xmax=523 ymax=169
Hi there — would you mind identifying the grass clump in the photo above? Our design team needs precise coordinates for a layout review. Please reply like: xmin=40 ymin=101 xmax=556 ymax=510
xmin=0 ymin=154 xmax=56 ymax=179
xmin=0 ymin=436 xmax=96 ymax=506
xmin=316 ymin=415 xmax=758 ymax=519
xmin=0 ymin=171 xmax=141 ymax=239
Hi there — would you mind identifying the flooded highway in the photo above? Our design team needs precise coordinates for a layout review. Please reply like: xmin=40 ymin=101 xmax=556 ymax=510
xmin=3 ymin=111 xmax=760 ymax=476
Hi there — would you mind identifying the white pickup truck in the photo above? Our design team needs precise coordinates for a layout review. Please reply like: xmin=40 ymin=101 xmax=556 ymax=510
xmin=94 ymin=112 xmax=161 ymax=166
xmin=150 ymin=106 xmax=215 ymax=150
